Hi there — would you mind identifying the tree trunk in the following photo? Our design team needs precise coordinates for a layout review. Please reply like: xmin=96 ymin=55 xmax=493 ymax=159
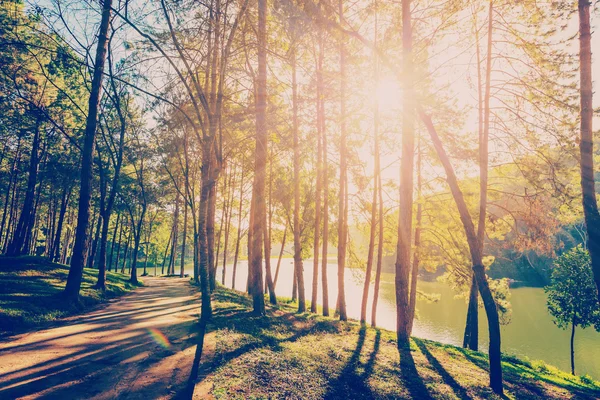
xmin=361 ymin=25 xmax=379 ymax=323
xmin=170 ymin=194 xmax=180 ymax=275
xmin=162 ymin=225 xmax=174 ymax=275
xmin=232 ymin=172 xmax=244 ymax=290
xmin=395 ymin=0 xmax=415 ymax=347
xmin=273 ymin=222 xmax=287 ymax=289
xmin=0 ymin=137 xmax=21 ymax=247
xmin=52 ymin=184 xmax=71 ymax=263
xmin=181 ymin=195 xmax=188 ymax=277
xmin=311 ymin=45 xmax=322 ymax=315
xmin=207 ymin=173 xmax=217 ymax=291
xmin=129 ymin=207 xmax=146 ymax=285
xmin=336 ymin=0 xmax=348 ymax=322
xmin=407 ymin=137 xmax=422 ymax=335
xmin=371 ymin=167 xmax=384 ymax=327
xmin=87 ymin=213 xmax=102 ymax=269
xmin=463 ymin=275 xmax=479 ymax=350
xmin=7 ymin=115 xmax=41 ymax=256
xmin=64 ymin=0 xmax=113 ymax=300
xmin=570 ymin=319 xmax=576 ymax=375
xmin=250 ymin=0 xmax=268 ymax=315
xmin=419 ymin=109 xmax=503 ymax=394
xmin=114 ymin=221 xmax=124 ymax=272
xmin=578 ymin=0 xmax=600 ymax=303
xmin=108 ymin=212 xmax=120 ymax=271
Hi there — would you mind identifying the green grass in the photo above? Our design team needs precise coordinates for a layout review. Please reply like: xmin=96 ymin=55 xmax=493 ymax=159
xmin=0 ymin=256 xmax=141 ymax=334
xmin=196 ymin=286 xmax=600 ymax=399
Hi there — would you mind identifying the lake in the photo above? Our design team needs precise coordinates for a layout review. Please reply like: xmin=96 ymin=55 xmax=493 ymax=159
xmin=199 ymin=258 xmax=600 ymax=378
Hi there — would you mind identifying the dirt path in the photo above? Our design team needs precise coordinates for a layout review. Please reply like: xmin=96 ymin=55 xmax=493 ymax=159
xmin=0 ymin=277 xmax=202 ymax=399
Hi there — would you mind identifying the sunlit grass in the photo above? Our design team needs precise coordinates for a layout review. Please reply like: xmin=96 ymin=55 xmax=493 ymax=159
xmin=197 ymin=285 xmax=600 ymax=399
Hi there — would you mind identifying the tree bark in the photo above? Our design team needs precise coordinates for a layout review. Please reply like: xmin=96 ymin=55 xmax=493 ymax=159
xmin=311 ymin=44 xmax=322 ymax=314
xmin=570 ymin=319 xmax=576 ymax=375
xmin=463 ymin=275 xmax=479 ymax=350
xmin=273 ymin=222 xmax=287 ymax=289
xmin=7 ymin=114 xmax=41 ymax=256
xmin=419 ymin=109 xmax=503 ymax=394
xmin=361 ymin=18 xmax=380 ymax=324
xmin=64 ymin=0 xmax=113 ymax=300
xmin=395 ymin=0 xmax=415 ymax=347
xmin=52 ymin=184 xmax=71 ymax=263
xmin=371 ymin=166 xmax=384 ymax=327
xmin=249 ymin=0 xmax=268 ymax=315
xmin=232 ymin=171 xmax=244 ymax=290
xmin=578 ymin=0 xmax=600 ymax=303
xmin=336 ymin=0 xmax=348 ymax=321
xmin=181 ymin=194 xmax=188 ymax=277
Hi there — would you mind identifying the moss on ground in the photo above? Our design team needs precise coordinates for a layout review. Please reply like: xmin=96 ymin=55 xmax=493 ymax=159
xmin=0 ymin=256 xmax=140 ymax=334
xmin=195 ymin=286 xmax=600 ymax=399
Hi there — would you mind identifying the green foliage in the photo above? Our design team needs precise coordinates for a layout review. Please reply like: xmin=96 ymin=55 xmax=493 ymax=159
xmin=545 ymin=245 xmax=600 ymax=330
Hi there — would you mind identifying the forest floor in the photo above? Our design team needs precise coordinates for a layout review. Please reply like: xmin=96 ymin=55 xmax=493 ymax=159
xmin=1 ymin=273 xmax=600 ymax=399
xmin=0 ymin=256 xmax=141 ymax=335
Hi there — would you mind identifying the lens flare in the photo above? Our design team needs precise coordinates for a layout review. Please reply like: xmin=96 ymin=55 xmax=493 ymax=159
xmin=147 ymin=328 xmax=171 ymax=349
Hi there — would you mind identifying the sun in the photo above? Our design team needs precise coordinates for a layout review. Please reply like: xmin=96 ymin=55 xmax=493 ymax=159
xmin=374 ymin=74 xmax=402 ymax=114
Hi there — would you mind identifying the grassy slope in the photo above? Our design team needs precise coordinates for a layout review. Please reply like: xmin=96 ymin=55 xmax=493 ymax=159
xmin=196 ymin=287 xmax=600 ymax=400
xmin=0 ymin=256 xmax=140 ymax=334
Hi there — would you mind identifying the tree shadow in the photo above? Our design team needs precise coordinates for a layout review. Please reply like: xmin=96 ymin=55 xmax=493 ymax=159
xmin=0 ymin=279 xmax=201 ymax=399
xmin=398 ymin=342 xmax=434 ymax=400
xmin=414 ymin=338 xmax=473 ymax=400
xmin=323 ymin=327 xmax=381 ymax=399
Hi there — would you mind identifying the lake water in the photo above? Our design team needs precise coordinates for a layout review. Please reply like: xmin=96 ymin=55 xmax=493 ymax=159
xmin=190 ymin=258 xmax=600 ymax=378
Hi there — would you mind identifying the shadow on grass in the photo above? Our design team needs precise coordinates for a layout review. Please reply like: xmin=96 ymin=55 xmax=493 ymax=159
xmin=414 ymin=338 xmax=473 ymax=400
xmin=323 ymin=327 xmax=381 ymax=399
xmin=399 ymin=343 xmax=434 ymax=400
xmin=457 ymin=346 xmax=600 ymax=399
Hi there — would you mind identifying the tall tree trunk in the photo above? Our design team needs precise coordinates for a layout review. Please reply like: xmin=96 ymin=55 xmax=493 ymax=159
xmin=336 ymin=0 xmax=348 ymax=321
xmin=198 ymin=137 xmax=214 ymax=322
xmin=311 ymin=45 xmax=322 ymax=314
xmin=121 ymin=227 xmax=131 ymax=274
xmin=232 ymin=171 xmax=244 ymax=290
xmin=273 ymin=222 xmax=287 ymax=289
xmin=7 ymin=115 xmax=41 ymax=256
xmin=578 ymin=0 xmax=600 ymax=303
xmin=52 ymin=184 xmax=71 ymax=263
xmin=250 ymin=0 xmax=268 ymax=315
xmin=96 ymin=46 xmax=127 ymax=289
xmin=108 ymin=212 xmax=120 ymax=271
xmin=129 ymin=207 xmax=146 ymax=285
xmin=371 ymin=166 xmax=384 ymax=327
xmin=570 ymin=319 xmax=576 ymax=375
xmin=463 ymin=275 xmax=479 ymax=349
xmin=361 ymin=16 xmax=379 ymax=324
xmin=0 ymin=137 xmax=21 ymax=247
xmin=181 ymin=195 xmax=188 ymax=277
xmin=419 ymin=109 xmax=503 ymax=394
xmin=264 ymin=158 xmax=276 ymax=303
xmin=170 ymin=194 xmax=180 ymax=275
xmin=64 ymin=0 xmax=113 ymax=300
xmin=395 ymin=0 xmax=415 ymax=346
xmin=162 ymin=225 xmax=173 ymax=275
xmin=114 ymin=220 xmax=124 ymax=272
xmin=87 ymin=213 xmax=102 ymax=269
xmin=406 ymin=137 xmax=422 ymax=334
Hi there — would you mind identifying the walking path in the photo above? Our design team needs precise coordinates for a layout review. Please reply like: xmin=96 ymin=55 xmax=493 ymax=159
xmin=0 ymin=277 xmax=201 ymax=399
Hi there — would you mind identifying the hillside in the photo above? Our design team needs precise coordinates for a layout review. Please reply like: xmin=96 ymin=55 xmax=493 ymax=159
xmin=192 ymin=287 xmax=600 ymax=399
